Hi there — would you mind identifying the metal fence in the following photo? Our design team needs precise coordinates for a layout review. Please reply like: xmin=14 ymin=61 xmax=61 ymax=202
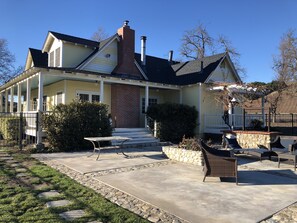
xmin=265 ymin=113 xmax=297 ymax=135
xmin=0 ymin=112 xmax=39 ymax=150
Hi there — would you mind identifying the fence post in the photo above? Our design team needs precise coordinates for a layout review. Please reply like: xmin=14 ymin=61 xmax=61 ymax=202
xmin=36 ymin=111 xmax=44 ymax=150
xmin=242 ymin=109 xmax=246 ymax=130
xmin=268 ymin=108 xmax=271 ymax=132
xmin=19 ymin=112 xmax=23 ymax=150
xmin=154 ymin=120 xmax=157 ymax=138
xmin=291 ymin=113 xmax=294 ymax=136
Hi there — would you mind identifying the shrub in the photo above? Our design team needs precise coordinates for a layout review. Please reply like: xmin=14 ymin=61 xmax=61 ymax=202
xmin=249 ymin=119 xmax=263 ymax=130
xmin=178 ymin=136 xmax=201 ymax=151
xmin=42 ymin=101 xmax=112 ymax=152
xmin=0 ymin=116 xmax=25 ymax=141
xmin=146 ymin=103 xmax=198 ymax=143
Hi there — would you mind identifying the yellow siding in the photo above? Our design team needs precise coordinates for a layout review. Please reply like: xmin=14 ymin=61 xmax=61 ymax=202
xmin=182 ymin=85 xmax=199 ymax=108
xmin=139 ymin=88 xmax=179 ymax=105
xmin=83 ymin=40 xmax=118 ymax=73
xmin=181 ymin=85 xmax=200 ymax=135
xmin=62 ymin=43 xmax=94 ymax=67
xmin=31 ymin=80 xmax=65 ymax=110
xmin=31 ymin=80 xmax=111 ymax=112
xmin=139 ymin=88 xmax=180 ymax=127
xmin=65 ymin=80 xmax=111 ymax=112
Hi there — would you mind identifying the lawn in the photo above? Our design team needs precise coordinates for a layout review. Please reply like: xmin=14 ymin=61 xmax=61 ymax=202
xmin=0 ymin=148 xmax=148 ymax=223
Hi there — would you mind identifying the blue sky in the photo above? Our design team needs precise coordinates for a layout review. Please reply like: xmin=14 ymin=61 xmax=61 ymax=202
xmin=1 ymin=0 xmax=296 ymax=83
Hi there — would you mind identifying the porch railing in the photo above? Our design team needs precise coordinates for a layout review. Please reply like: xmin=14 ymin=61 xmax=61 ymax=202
xmin=204 ymin=114 xmax=264 ymax=130
xmin=0 ymin=112 xmax=39 ymax=149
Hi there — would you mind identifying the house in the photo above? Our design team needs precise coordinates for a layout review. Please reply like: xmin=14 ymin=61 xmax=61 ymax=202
xmin=0 ymin=20 xmax=242 ymax=139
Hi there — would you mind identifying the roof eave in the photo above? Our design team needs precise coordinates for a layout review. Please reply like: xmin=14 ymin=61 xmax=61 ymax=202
xmin=24 ymin=49 xmax=33 ymax=71
xmin=42 ymin=32 xmax=55 ymax=53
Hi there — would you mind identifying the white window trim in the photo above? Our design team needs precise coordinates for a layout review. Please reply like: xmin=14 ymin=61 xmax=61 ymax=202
xmin=48 ymin=46 xmax=62 ymax=67
xmin=76 ymin=90 xmax=100 ymax=102
xmin=56 ymin=91 xmax=64 ymax=105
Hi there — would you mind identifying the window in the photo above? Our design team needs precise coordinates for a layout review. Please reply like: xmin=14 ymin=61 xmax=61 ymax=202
xmin=49 ymin=51 xmax=54 ymax=66
xmin=43 ymin=96 xmax=47 ymax=111
xmin=142 ymin=98 xmax=157 ymax=113
xmin=49 ymin=47 xmax=61 ymax=67
xmin=92 ymin=95 xmax=100 ymax=103
xmin=77 ymin=91 xmax=100 ymax=103
xmin=79 ymin=93 xmax=89 ymax=102
xmin=55 ymin=47 xmax=61 ymax=67
xmin=57 ymin=92 xmax=63 ymax=104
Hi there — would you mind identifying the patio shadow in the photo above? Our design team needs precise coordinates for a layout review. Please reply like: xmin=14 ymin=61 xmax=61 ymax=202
xmin=230 ymin=169 xmax=297 ymax=186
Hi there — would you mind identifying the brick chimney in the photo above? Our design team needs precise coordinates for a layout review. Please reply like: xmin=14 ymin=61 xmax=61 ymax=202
xmin=113 ymin=20 xmax=141 ymax=78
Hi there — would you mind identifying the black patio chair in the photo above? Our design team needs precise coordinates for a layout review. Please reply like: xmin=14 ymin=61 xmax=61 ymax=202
xmin=199 ymin=139 xmax=238 ymax=185
xmin=224 ymin=137 xmax=273 ymax=161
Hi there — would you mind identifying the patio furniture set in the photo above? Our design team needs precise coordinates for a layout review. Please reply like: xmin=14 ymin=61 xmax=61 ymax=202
xmin=84 ymin=135 xmax=296 ymax=185
xmin=199 ymin=136 xmax=297 ymax=185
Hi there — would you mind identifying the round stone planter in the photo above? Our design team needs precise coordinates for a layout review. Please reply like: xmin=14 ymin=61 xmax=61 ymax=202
xmin=162 ymin=145 xmax=203 ymax=166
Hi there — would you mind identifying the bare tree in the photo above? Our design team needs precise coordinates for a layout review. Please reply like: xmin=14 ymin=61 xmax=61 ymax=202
xmin=0 ymin=39 xmax=17 ymax=85
xmin=273 ymin=29 xmax=297 ymax=83
xmin=180 ymin=24 xmax=245 ymax=78
xmin=180 ymin=23 xmax=213 ymax=59
xmin=217 ymin=35 xmax=246 ymax=78
xmin=91 ymin=27 xmax=108 ymax=42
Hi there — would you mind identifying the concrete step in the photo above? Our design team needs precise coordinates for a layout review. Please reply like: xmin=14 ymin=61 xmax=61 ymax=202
xmin=112 ymin=128 xmax=162 ymax=148
xmin=113 ymin=128 xmax=147 ymax=133
xmin=112 ymin=132 xmax=153 ymax=137
xmin=111 ymin=128 xmax=163 ymax=149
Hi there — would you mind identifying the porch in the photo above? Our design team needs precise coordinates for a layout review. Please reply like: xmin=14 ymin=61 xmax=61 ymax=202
xmin=203 ymin=113 xmax=265 ymax=134
xmin=0 ymin=67 xmax=181 ymax=129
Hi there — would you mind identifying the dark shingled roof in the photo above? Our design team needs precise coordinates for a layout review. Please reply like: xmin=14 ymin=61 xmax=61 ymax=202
xmin=135 ymin=53 xmax=226 ymax=85
xmin=29 ymin=48 xmax=48 ymax=67
xmin=31 ymin=29 xmax=227 ymax=85
xmin=172 ymin=53 xmax=225 ymax=76
xmin=49 ymin=31 xmax=99 ymax=48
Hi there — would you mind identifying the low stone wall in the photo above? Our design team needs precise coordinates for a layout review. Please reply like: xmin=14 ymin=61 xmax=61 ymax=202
xmin=224 ymin=130 xmax=279 ymax=148
xmin=162 ymin=146 xmax=203 ymax=166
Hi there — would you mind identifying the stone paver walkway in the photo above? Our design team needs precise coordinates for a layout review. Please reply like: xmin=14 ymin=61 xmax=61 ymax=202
xmin=59 ymin=210 xmax=86 ymax=221
xmin=0 ymin=152 xmax=88 ymax=222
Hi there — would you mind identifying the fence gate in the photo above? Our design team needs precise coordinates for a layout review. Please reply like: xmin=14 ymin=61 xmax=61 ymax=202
xmin=0 ymin=112 xmax=38 ymax=150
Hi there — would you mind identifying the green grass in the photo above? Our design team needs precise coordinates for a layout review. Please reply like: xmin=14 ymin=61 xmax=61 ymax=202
xmin=0 ymin=149 xmax=149 ymax=223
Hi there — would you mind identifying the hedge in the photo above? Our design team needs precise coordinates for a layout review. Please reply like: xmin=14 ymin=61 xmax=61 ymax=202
xmin=146 ymin=103 xmax=198 ymax=143
xmin=0 ymin=116 xmax=24 ymax=141
xmin=42 ymin=101 xmax=112 ymax=152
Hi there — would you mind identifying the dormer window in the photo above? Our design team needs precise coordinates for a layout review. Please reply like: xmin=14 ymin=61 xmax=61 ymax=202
xmin=49 ymin=51 xmax=54 ymax=66
xmin=48 ymin=47 xmax=61 ymax=67
xmin=55 ymin=48 xmax=60 ymax=67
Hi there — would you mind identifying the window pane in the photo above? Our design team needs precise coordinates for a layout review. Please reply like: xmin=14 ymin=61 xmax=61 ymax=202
xmin=79 ymin=94 xmax=89 ymax=102
xmin=55 ymin=48 xmax=61 ymax=67
xmin=57 ymin=92 xmax=63 ymax=104
xmin=49 ymin=51 xmax=54 ymax=66
xmin=92 ymin=95 xmax=100 ymax=103
xmin=142 ymin=98 xmax=157 ymax=113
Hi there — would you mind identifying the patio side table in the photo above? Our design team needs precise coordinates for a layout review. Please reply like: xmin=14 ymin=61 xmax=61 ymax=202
xmin=277 ymin=151 xmax=297 ymax=171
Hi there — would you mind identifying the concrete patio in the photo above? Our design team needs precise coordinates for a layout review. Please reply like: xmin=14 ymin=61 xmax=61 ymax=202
xmin=33 ymin=148 xmax=297 ymax=223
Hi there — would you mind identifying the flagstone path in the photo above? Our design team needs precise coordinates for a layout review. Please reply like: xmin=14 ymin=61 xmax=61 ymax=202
xmin=0 ymin=152 xmax=91 ymax=222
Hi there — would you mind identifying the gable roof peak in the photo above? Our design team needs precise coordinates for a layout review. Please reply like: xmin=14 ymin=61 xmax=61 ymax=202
xmin=48 ymin=31 xmax=99 ymax=48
